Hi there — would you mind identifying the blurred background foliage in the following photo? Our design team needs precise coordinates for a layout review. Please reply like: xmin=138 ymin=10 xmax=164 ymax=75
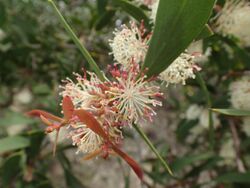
xmin=0 ymin=0 xmax=250 ymax=187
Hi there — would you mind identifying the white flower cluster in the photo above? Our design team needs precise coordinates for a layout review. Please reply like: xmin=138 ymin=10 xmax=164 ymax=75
xmin=109 ymin=22 xmax=149 ymax=68
xmin=110 ymin=22 xmax=200 ymax=87
xmin=215 ymin=0 xmax=250 ymax=47
xmin=186 ymin=104 xmax=220 ymax=129
xmin=159 ymin=53 xmax=200 ymax=86
xmin=107 ymin=65 xmax=163 ymax=124
xmin=60 ymin=72 xmax=122 ymax=154
xmin=229 ymin=75 xmax=250 ymax=137
xmin=229 ymin=75 xmax=250 ymax=110
xmin=185 ymin=104 xmax=220 ymax=143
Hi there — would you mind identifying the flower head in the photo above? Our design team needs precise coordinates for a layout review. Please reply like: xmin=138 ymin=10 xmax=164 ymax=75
xmin=215 ymin=0 xmax=250 ymax=47
xmin=186 ymin=104 xmax=203 ymax=120
xmin=60 ymin=72 xmax=123 ymax=155
xmin=159 ymin=53 xmax=200 ymax=86
xmin=107 ymin=62 xmax=162 ymax=124
xmin=109 ymin=22 xmax=149 ymax=68
xmin=229 ymin=75 xmax=250 ymax=110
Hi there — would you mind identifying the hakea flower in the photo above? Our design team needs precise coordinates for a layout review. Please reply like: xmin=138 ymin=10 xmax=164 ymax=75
xmin=215 ymin=0 xmax=250 ymax=47
xmin=229 ymin=75 xmax=250 ymax=110
xmin=27 ymin=96 xmax=143 ymax=180
xmin=107 ymin=62 xmax=163 ymax=124
xmin=109 ymin=22 xmax=150 ymax=68
xmin=159 ymin=53 xmax=201 ymax=86
xmin=60 ymin=72 xmax=123 ymax=154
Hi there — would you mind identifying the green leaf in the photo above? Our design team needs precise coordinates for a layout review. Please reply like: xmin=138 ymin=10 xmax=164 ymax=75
xmin=0 ymin=110 xmax=34 ymax=127
xmin=212 ymin=108 xmax=250 ymax=117
xmin=216 ymin=171 xmax=250 ymax=183
xmin=112 ymin=0 xmax=150 ymax=28
xmin=143 ymin=0 xmax=216 ymax=77
xmin=195 ymin=24 xmax=214 ymax=41
xmin=33 ymin=83 xmax=51 ymax=95
xmin=0 ymin=136 xmax=30 ymax=154
xmin=1 ymin=153 xmax=23 ymax=186
xmin=171 ymin=152 xmax=214 ymax=173
xmin=24 ymin=131 xmax=45 ymax=159
xmin=97 ymin=0 xmax=109 ymax=14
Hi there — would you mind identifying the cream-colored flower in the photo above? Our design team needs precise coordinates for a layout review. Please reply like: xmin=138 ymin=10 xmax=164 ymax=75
xmin=60 ymin=72 xmax=105 ymax=111
xmin=186 ymin=104 xmax=203 ymax=120
xmin=229 ymin=75 xmax=250 ymax=110
xmin=14 ymin=88 xmax=33 ymax=104
xmin=215 ymin=0 xmax=250 ymax=47
xmin=60 ymin=72 xmax=122 ymax=155
xmin=109 ymin=22 xmax=149 ymax=68
xmin=108 ymin=64 xmax=162 ymax=124
xmin=199 ymin=109 xmax=220 ymax=129
xmin=187 ymin=41 xmax=211 ymax=63
xmin=159 ymin=53 xmax=200 ymax=86
xmin=69 ymin=122 xmax=103 ymax=154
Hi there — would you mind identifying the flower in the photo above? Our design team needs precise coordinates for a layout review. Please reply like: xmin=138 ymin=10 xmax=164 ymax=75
xmin=60 ymin=72 xmax=123 ymax=155
xmin=107 ymin=63 xmax=162 ymax=124
xmin=60 ymin=72 xmax=105 ymax=111
xmin=109 ymin=22 xmax=149 ymax=68
xmin=187 ymin=41 xmax=211 ymax=64
xmin=229 ymin=75 xmax=250 ymax=110
xmin=199 ymin=108 xmax=220 ymax=129
xmin=27 ymin=96 xmax=143 ymax=179
xmin=215 ymin=0 xmax=250 ymax=47
xmin=186 ymin=104 xmax=203 ymax=120
xmin=69 ymin=122 xmax=103 ymax=154
xmin=159 ymin=53 xmax=200 ymax=86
